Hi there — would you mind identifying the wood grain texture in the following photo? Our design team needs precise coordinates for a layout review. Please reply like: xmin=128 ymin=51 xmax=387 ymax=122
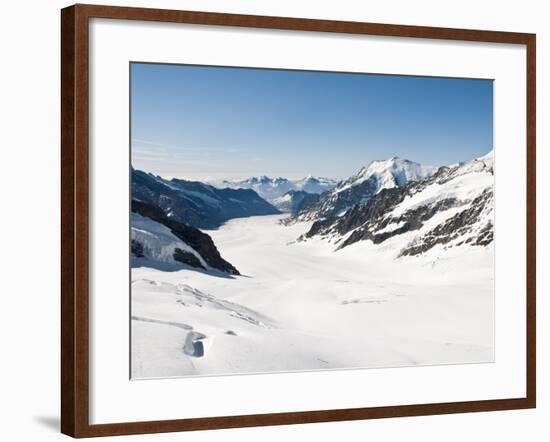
xmin=525 ymin=34 xmax=536 ymax=407
xmin=60 ymin=4 xmax=536 ymax=438
xmin=60 ymin=5 xmax=76 ymax=436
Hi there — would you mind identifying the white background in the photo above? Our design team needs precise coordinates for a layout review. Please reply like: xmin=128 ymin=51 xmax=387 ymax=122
xmin=90 ymin=18 xmax=526 ymax=424
xmin=0 ymin=0 xmax=547 ymax=440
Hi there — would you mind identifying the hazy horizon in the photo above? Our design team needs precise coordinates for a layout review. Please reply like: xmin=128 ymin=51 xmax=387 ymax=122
xmin=131 ymin=63 xmax=493 ymax=181
xmin=131 ymin=149 xmax=494 ymax=183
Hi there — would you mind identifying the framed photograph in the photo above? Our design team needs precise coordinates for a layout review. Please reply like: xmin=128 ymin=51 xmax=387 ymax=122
xmin=61 ymin=4 xmax=536 ymax=438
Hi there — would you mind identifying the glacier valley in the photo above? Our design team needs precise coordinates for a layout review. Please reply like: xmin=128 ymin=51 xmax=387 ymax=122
xmin=131 ymin=152 xmax=494 ymax=378
xmin=132 ymin=214 xmax=493 ymax=378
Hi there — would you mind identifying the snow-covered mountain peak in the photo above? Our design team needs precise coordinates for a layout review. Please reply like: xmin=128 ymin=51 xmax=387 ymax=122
xmin=443 ymin=150 xmax=494 ymax=181
xmin=336 ymin=157 xmax=437 ymax=194
xmin=297 ymin=175 xmax=318 ymax=184
xmin=245 ymin=175 xmax=286 ymax=185
xmin=271 ymin=189 xmax=322 ymax=213
xmin=211 ymin=175 xmax=338 ymax=202
xmin=475 ymin=149 xmax=494 ymax=170
xmin=301 ymin=151 xmax=494 ymax=258
xmin=288 ymin=156 xmax=438 ymax=222
xmin=297 ymin=175 xmax=329 ymax=184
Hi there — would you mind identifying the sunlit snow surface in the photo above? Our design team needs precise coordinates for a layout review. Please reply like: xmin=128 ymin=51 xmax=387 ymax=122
xmin=131 ymin=214 xmax=494 ymax=379
xmin=334 ymin=157 xmax=436 ymax=194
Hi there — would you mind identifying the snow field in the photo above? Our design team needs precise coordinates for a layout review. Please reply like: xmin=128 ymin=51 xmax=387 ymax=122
xmin=132 ymin=214 xmax=494 ymax=378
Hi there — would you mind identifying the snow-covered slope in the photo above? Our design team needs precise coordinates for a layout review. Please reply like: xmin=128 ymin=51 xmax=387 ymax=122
xmin=304 ymin=151 xmax=494 ymax=257
xmin=336 ymin=157 xmax=436 ymax=193
xmin=131 ymin=152 xmax=495 ymax=378
xmin=293 ymin=175 xmax=338 ymax=194
xmin=132 ymin=213 xmax=494 ymax=378
xmin=211 ymin=175 xmax=337 ymax=202
xmin=131 ymin=200 xmax=240 ymax=275
xmin=132 ymin=213 xmax=210 ymax=270
xmin=292 ymin=157 xmax=437 ymax=221
xmin=271 ymin=190 xmax=320 ymax=213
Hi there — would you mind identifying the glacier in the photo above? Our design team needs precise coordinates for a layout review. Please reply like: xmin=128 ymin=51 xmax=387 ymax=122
xmin=131 ymin=153 xmax=494 ymax=378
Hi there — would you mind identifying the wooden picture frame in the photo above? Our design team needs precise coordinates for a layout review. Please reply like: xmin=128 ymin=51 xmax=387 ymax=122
xmin=61 ymin=3 xmax=536 ymax=438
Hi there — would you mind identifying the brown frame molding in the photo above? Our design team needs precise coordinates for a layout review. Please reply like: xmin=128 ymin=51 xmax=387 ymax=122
xmin=61 ymin=3 xmax=536 ymax=438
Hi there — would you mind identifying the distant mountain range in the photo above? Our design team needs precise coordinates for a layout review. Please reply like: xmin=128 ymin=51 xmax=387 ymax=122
xmin=131 ymin=168 xmax=281 ymax=274
xmin=209 ymin=175 xmax=337 ymax=203
xmin=131 ymin=151 xmax=493 ymax=273
xmin=132 ymin=168 xmax=279 ymax=229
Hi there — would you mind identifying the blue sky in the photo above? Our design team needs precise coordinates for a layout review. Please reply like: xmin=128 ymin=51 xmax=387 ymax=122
xmin=131 ymin=63 xmax=493 ymax=181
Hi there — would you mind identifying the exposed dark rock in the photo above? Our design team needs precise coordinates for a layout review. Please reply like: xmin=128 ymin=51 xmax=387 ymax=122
xmin=131 ymin=239 xmax=144 ymax=258
xmin=301 ymin=157 xmax=494 ymax=256
xmin=173 ymin=248 xmax=206 ymax=270
xmin=475 ymin=221 xmax=494 ymax=246
xmin=132 ymin=199 xmax=240 ymax=275
xmin=297 ymin=192 xmax=321 ymax=213
xmin=274 ymin=190 xmax=321 ymax=214
xmin=336 ymin=197 xmax=458 ymax=249
xmin=291 ymin=158 xmax=437 ymax=223
xmin=400 ymin=189 xmax=493 ymax=256
xmin=297 ymin=173 xmax=382 ymax=221
xmin=335 ymin=187 xmax=407 ymax=236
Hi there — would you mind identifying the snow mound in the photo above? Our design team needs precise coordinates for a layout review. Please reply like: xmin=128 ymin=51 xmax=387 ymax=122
xmin=132 ymin=214 xmax=207 ymax=266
